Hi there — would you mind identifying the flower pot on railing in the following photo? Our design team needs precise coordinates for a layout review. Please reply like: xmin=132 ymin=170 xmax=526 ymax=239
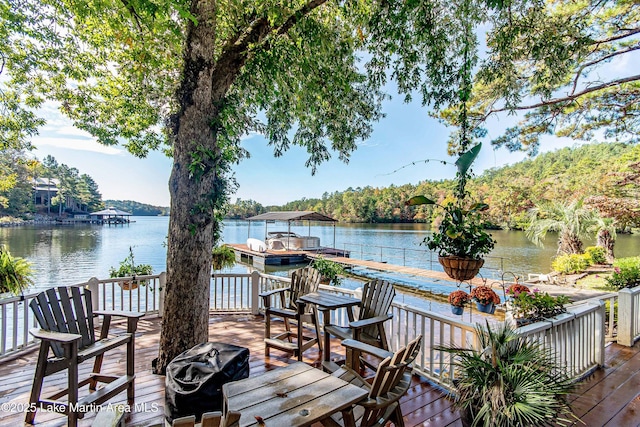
xmin=451 ymin=305 xmax=465 ymax=315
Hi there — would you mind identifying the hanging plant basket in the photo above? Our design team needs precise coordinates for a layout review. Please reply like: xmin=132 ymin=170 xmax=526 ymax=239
xmin=438 ymin=256 xmax=484 ymax=281
xmin=119 ymin=280 xmax=139 ymax=291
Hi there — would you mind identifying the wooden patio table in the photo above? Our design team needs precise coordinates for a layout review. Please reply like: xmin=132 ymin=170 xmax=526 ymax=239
xmin=223 ymin=361 xmax=367 ymax=427
xmin=297 ymin=291 xmax=361 ymax=362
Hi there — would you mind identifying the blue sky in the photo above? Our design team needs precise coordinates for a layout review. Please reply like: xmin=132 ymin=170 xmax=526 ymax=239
xmin=30 ymin=93 xmax=578 ymax=207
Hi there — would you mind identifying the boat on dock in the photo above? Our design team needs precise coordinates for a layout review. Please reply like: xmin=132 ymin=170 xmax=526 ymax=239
xmin=231 ymin=211 xmax=348 ymax=267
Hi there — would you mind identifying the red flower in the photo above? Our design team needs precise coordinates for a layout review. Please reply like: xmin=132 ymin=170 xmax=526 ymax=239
xmin=448 ymin=290 xmax=471 ymax=307
xmin=470 ymin=285 xmax=501 ymax=305
xmin=506 ymin=283 xmax=530 ymax=296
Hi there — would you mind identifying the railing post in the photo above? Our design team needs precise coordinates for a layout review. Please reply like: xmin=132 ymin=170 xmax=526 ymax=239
xmin=87 ymin=277 xmax=100 ymax=310
xmin=618 ymin=288 xmax=634 ymax=346
xmin=593 ymin=300 xmax=606 ymax=367
xmin=159 ymin=272 xmax=166 ymax=318
xmin=251 ymin=271 xmax=260 ymax=315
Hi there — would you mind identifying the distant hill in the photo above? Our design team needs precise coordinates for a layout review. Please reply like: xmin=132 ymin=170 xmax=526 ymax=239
xmin=227 ymin=142 xmax=640 ymax=229
xmin=104 ymin=200 xmax=170 ymax=216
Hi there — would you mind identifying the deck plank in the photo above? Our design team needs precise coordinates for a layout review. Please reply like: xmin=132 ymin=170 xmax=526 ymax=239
xmin=0 ymin=314 xmax=638 ymax=426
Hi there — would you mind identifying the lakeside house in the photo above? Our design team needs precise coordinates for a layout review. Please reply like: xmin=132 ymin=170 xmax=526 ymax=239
xmin=32 ymin=178 xmax=88 ymax=215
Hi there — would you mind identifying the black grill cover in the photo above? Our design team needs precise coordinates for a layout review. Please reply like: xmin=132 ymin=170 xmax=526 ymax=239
xmin=165 ymin=342 xmax=249 ymax=422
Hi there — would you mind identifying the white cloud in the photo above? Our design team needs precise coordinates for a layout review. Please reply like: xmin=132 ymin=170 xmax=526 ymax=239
xmin=34 ymin=136 xmax=123 ymax=155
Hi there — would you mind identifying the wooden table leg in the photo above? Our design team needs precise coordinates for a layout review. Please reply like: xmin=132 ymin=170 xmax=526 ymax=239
xmin=297 ymin=300 xmax=306 ymax=361
xmin=321 ymin=308 xmax=332 ymax=362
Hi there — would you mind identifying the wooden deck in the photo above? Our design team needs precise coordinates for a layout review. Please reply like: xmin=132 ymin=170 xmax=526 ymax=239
xmin=0 ymin=314 xmax=638 ymax=426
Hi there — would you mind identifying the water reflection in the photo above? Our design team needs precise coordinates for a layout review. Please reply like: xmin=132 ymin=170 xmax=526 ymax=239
xmin=1 ymin=217 xmax=638 ymax=293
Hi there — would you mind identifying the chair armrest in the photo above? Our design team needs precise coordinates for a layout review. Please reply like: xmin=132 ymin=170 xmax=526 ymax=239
xmin=348 ymin=314 xmax=392 ymax=330
xmin=341 ymin=338 xmax=393 ymax=360
xmin=29 ymin=328 xmax=82 ymax=343
xmin=94 ymin=310 xmax=145 ymax=319
xmin=258 ymin=287 xmax=290 ymax=298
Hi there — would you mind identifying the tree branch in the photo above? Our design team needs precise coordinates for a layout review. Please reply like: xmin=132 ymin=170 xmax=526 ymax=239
xmin=571 ymin=43 xmax=640 ymax=94
xmin=489 ymin=74 xmax=640 ymax=114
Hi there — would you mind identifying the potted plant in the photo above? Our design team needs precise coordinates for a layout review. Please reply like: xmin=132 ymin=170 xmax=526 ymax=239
xmin=509 ymin=288 xmax=571 ymax=326
xmin=470 ymin=285 xmax=500 ymax=314
xmin=505 ymin=283 xmax=530 ymax=301
xmin=437 ymin=321 xmax=577 ymax=426
xmin=407 ymin=144 xmax=496 ymax=281
xmin=448 ymin=290 xmax=470 ymax=315
xmin=311 ymin=256 xmax=346 ymax=286
xmin=212 ymin=245 xmax=236 ymax=271
xmin=0 ymin=245 xmax=34 ymax=296
xmin=109 ymin=246 xmax=153 ymax=290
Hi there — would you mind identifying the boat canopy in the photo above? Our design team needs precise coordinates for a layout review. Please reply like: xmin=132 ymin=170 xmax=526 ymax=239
xmin=246 ymin=211 xmax=336 ymax=222
xmin=246 ymin=211 xmax=337 ymax=248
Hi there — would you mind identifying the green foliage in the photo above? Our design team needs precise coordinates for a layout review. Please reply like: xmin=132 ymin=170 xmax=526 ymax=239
xmin=526 ymin=200 xmax=600 ymax=255
xmin=510 ymin=289 xmax=571 ymax=322
xmin=0 ymin=245 xmax=34 ymax=295
xmin=311 ymin=256 xmax=345 ymax=286
xmin=407 ymin=144 xmax=496 ymax=260
xmin=421 ymin=201 xmax=496 ymax=259
xmin=109 ymin=247 xmax=153 ymax=284
xmin=475 ymin=0 xmax=640 ymax=154
xmin=584 ymin=246 xmax=607 ymax=265
xmin=211 ymin=245 xmax=236 ymax=271
xmin=235 ymin=143 xmax=640 ymax=230
xmin=551 ymin=254 xmax=591 ymax=274
xmin=105 ymin=200 xmax=169 ymax=216
xmin=606 ymin=257 xmax=640 ymax=290
xmin=437 ymin=321 xmax=576 ymax=426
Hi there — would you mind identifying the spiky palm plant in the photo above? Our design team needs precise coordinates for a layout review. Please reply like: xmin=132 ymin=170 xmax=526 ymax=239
xmin=525 ymin=200 xmax=599 ymax=255
xmin=438 ymin=321 xmax=577 ymax=427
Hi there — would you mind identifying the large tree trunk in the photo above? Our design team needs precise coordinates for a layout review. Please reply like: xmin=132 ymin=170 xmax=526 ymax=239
xmin=154 ymin=2 xmax=273 ymax=374
xmin=153 ymin=1 xmax=220 ymax=374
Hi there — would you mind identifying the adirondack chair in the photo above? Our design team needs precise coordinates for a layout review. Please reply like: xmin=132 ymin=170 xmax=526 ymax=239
xmin=260 ymin=266 xmax=322 ymax=360
xmin=26 ymin=286 xmax=144 ymax=427
xmin=323 ymin=335 xmax=423 ymax=427
xmin=324 ymin=279 xmax=395 ymax=353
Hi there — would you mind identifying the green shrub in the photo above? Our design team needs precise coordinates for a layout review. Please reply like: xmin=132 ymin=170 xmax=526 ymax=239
xmin=585 ymin=246 xmax=607 ymax=265
xmin=551 ymin=254 xmax=590 ymax=274
xmin=311 ymin=256 xmax=346 ymax=286
xmin=212 ymin=245 xmax=236 ymax=270
xmin=606 ymin=257 xmax=640 ymax=290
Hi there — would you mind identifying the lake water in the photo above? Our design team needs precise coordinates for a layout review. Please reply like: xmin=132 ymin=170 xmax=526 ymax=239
xmin=1 ymin=217 xmax=639 ymax=294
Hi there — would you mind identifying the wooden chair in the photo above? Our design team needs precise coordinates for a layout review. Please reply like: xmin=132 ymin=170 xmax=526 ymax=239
xmin=260 ymin=266 xmax=322 ymax=360
xmin=324 ymin=279 xmax=395 ymax=357
xmin=323 ymin=335 xmax=423 ymax=427
xmin=26 ymin=286 xmax=144 ymax=427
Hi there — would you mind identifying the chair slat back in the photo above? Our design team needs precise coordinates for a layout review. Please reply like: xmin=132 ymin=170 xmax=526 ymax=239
xmin=358 ymin=280 xmax=395 ymax=337
xmin=368 ymin=335 xmax=422 ymax=399
xmin=30 ymin=286 xmax=96 ymax=357
xmin=287 ymin=267 xmax=321 ymax=311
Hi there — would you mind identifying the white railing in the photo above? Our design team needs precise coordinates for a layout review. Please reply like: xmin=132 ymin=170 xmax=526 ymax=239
xmin=0 ymin=273 xmax=165 ymax=358
xmin=515 ymin=301 xmax=605 ymax=381
xmin=1 ymin=271 xmax=635 ymax=388
xmin=386 ymin=301 xmax=478 ymax=391
xmin=617 ymin=286 xmax=640 ymax=346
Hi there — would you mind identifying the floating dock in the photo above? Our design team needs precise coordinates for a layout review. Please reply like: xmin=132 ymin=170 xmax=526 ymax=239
xmin=227 ymin=244 xmax=348 ymax=268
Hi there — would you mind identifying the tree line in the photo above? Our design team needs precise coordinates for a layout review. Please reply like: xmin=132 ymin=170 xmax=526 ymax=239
xmin=0 ymin=153 xmax=103 ymax=217
xmin=227 ymin=142 xmax=640 ymax=232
